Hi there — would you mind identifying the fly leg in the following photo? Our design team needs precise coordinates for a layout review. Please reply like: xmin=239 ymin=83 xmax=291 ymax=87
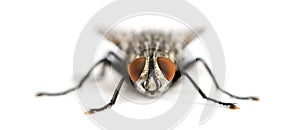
xmin=36 ymin=58 xmax=113 ymax=97
xmin=170 ymin=65 xmax=238 ymax=109
xmin=85 ymin=78 xmax=125 ymax=114
xmin=183 ymin=58 xmax=259 ymax=101
xmin=100 ymin=51 xmax=124 ymax=76
xmin=183 ymin=72 xmax=238 ymax=109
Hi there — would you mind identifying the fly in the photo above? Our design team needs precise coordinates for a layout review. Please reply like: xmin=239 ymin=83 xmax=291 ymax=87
xmin=36 ymin=29 xmax=259 ymax=114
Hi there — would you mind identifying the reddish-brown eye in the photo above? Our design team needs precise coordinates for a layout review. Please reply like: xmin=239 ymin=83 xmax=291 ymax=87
xmin=128 ymin=57 xmax=146 ymax=82
xmin=157 ymin=57 xmax=176 ymax=81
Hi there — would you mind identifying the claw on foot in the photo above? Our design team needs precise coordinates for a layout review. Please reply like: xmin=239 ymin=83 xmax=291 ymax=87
xmin=229 ymin=105 xmax=240 ymax=110
xmin=251 ymin=97 xmax=260 ymax=101
xmin=36 ymin=93 xmax=44 ymax=97
xmin=84 ymin=110 xmax=95 ymax=115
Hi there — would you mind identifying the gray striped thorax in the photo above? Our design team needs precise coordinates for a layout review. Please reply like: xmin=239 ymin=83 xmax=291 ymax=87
xmin=118 ymin=30 xmax=186 ymax=63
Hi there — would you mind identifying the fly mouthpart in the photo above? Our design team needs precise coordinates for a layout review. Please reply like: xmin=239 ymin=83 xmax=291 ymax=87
xmin=141 ymin=76 xmax=161 ymax=93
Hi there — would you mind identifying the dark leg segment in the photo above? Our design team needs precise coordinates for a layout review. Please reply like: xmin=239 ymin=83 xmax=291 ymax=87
xmin=36 ymin=58 xmax=112 ymax=97
xmin=171 ymin=70 xmax=182 ymax=84
xmin=183 ymin=72 xmax=239 ymax=109
xmin=184 ymin=58 xmax=259 ymax=101
xmin=106 ymin=51 xmax=124 ymax=62
xmin=100 ymin=51 xmax=124 ymax=76
xmin=85 ymin=78 xmax=125 ymax=114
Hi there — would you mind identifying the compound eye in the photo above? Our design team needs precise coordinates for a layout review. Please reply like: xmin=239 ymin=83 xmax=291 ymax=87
xmin=128 ymin=57 xmax=146 ymax=82
xmin=157 ymin=57 xmax=176 ymax=81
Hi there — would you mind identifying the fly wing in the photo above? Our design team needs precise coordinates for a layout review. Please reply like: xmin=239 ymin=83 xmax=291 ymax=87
xmin=99 ymin=28 xmax=131 ymax=46
xmin=99 ymin=27 xmax=205 ymax=48
xmin=175 ymin=28 xmax=205 ymax=45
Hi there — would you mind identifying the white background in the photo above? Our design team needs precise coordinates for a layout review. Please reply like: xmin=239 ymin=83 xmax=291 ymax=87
xmin=0 ymin=0 xmax=300 ymax=129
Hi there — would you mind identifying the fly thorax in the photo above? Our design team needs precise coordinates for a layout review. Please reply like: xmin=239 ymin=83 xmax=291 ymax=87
xmin=118 ymin=30 xmax=186 ymax=62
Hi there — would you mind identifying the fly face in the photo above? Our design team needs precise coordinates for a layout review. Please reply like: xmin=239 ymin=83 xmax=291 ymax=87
xmin=128 ymin=52 xmax=176 ymax=97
